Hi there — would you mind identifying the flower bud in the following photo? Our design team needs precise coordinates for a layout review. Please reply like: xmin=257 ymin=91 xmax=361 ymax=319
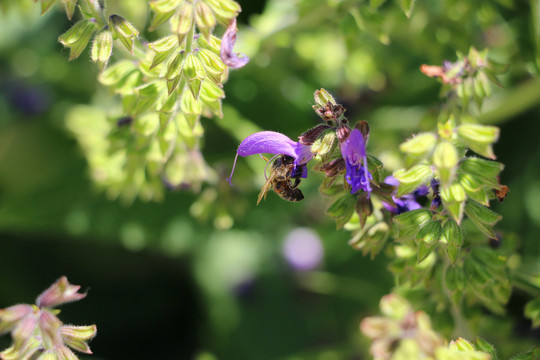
xmin=356 ymin=192 xmax=373 ymax=229
xmin=91 ymin=29 xmax=113 ymax=69
xmin=36 ymin=276 xmax=86 ymax=309
xmin=310 ymin=131 xmax=336 ymax=157
xmin=109 ymin=14 xmax=139 ymax=53
xmin=319 ymin=158 xmax=345 ymax=177
xmin=399 ymin=132 xmax=437 ymax=156
xmin=313 ymin=88 xmax=336 ymax=108
xmin=336 ymin=124 xmax=351 ymax=143
xmin=195 ymin=1 xmax=217 ymax=40
xmin=298 ymin=124 xmax=332 ymax=145
xmin=175 ymin=1 xmax=195 ymax=44
xmin=0 ymin=305 xmax=33 ymax=334
xmin=204 ymin=0 xmax=241 ymax=23
xmin=150 ymin=0 xmax=182 ymax=13
xmin=355 ymin=120 xmax=370 ymax=142
xmin=433 ymin=141 xmax=458 ymax=169
xmin=457 ymin=124 xmax=499 ymax=159
xmin=58 ymin=19 xmax=97 ymax=60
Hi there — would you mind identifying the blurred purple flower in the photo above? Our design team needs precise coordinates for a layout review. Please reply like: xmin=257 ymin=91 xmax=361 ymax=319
xmin=340 ymin=129 xmax=372 ymax=196
xmin=227 ymin=131 xmax=313 ymax=185
xmin=220 ymin=18 xmax=249 ymax=69
xmin=283 ymin=228 xmax=324 ymax=271
xmin=383 ymin=176 xmax=424 ymax=214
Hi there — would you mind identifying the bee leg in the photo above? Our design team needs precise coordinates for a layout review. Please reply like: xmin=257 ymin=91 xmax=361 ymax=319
xmin=291 ymin=178 xmax=301 ymax=189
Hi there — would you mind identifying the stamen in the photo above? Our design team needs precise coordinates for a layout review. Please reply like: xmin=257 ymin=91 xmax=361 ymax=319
xmin=363 ymin=153 xmax=372 ymax=197
xmin=226 ymin=153 xmax=240 ymax=186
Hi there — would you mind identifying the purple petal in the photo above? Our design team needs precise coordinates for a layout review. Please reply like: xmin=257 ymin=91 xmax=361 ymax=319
xmin=220 ymin=18 xmax=249 ymax=69
xmin=341 ymin=129 xmax=371 ymax=195
xmin=237 ymin=131 xmax=312 ymax=164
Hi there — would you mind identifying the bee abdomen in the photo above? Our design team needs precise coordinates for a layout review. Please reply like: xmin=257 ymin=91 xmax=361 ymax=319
xmin=281 ymin=188 xmax=304 ymax=202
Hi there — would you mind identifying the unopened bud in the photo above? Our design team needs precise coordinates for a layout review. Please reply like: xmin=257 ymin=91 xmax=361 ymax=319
xmin=399 ymin=132 xmax=437 ymax=156
xmin=311 ymin=131 xmax=336 ymax=157
xmin=298 ymin=124 xmax=332 ymax=145
xmin=319 ymin=158 xmax=345 ymax=177
xmin=336 ymin=124 xmax=351 ymax=143
xmin=314 ymin=89 xmax=336 ymax=108
xmin=457 ymin=124 xmax=499 ymax=159
xmin=355 ymin=120 xmax=370 ymax=142
xmin=61 ymin=325 xmax=97 ymax=354
xmin=109 ymin=15 xmax=139 ymax=53
xmin=62 ymin=0 xmax=77 ymax=20
xmin=91 ymin=29 xmax=113 ymax=69
xmin=36 ymin=276 xmax=86 ymax=309
xmin=175 ymin=1 xmax=195 ymax=44
xmin=195 ymin=1 xmax=217 ymax=40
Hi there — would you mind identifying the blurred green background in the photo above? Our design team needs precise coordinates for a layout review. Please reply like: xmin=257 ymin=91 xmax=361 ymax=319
xmin=0 ymin=0 xmax=539 ymax=359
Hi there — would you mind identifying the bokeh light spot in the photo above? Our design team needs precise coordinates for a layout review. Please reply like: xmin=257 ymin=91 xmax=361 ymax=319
xmin=283 ymin=227 xmax=324 ymax=271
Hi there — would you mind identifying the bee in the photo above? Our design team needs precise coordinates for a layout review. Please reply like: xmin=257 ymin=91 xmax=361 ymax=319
xmin=257 ymin=155 xmax=305 ymax=205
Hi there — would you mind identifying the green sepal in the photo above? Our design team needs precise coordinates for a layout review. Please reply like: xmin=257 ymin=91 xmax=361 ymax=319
xmin=393 ymin=209 xmax=432 ymax=240
xmin=465 ymin=201 xmax=501 ymax=239
xmin=460 ymin=157 xmax=503 ymax=188
xmin=370 ymin=0 xmax=388 ymax=10
xmin=399 ymin=132 xmax=437 ymax=157
xmin=149 ymin=35 xmax=180 ymax=69
xmin=326 ymin=193 xmax=357 ymax=229
xmin=160 ymin=50 xmax=185 ymax=80
xmin=314 ymin=88 xmax=336 ymax=108
xmin=311 ymin=131 xmax=336 ymax=157
xmin=150 ymin=0 xmax=182 ymax=13
xmin=41 ymin=0 xmax=57 ymax=15
xmin=393 ymin=164 xmax=432 ymax=197
xmin=175 ymin=1 xmax=194 ymax=41
xmin=109 ymin=15 xmax=139 ymax=53
xmin=134 ymin=82 xmax=166 ymax=115
xmin=183 ymin=53 xmax=206 ymax=98
xmin=0 ymin=336 xmax=41 ymax=360
xmin=367 ymin=154 xmax=383 ymax=184
xmin=440 ymin=183 xmax=466 ymax=223
xmin=204 ymin=0 xmax=241 ymax=24
xmin=98 ymin=60 xmax=137 ymax=86
xmin=61 ymin=0 xmax=77 ymax=20
xmin=195 ymin=0 xmax=217 ymax=40
xmin=197 ymin=48 xmax=226 ymax=74
xmin=416 ymin=220 xmax=441 ymax=263
xmin=458 ymin=172 xmax=489 ymax=205
xmin=58 ymin=19 xmax=97 ymax=60
xmin=91 ymin=29 xmax=113 ymax=70
xmin=525 ymin=299 xmax=540 ymax=328
xmin=148 ymin=9 xmax=175 ymax=31
xmin=399 ymin=0 xmax=416 ymax=18
xmin=458 ymin=124 xmax=499 ymax=159
xmin=180 ymin=90 xmax=202 ymax=115
xmin=440 ymin=219 xmax=462 ymax=265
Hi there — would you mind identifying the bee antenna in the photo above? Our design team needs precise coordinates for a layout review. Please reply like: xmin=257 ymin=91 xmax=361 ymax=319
xmin=264 ymin=154 xmax=280 ymax=180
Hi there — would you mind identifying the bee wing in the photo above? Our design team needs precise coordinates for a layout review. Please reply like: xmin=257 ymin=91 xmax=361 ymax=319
xmin=257 ymin=171 xmax=277 ymax=205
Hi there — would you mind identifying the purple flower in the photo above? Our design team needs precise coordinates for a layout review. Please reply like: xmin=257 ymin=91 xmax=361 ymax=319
xmin=340 ymin=128 xmax=372 ymax=196
xmin=227 ymin=131 xmax=313 ymax=185
xmin=220 ymin=18 xmax=249 ymax=69
xmin=383 ymin=176 xmax=423 ymax=214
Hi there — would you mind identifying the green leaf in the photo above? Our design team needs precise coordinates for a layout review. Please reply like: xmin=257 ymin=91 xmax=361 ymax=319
xmin=41 ymin=0 xmax=57 ymax=15
xmin=399 ymin=0 xmax=416 ymax=18
xmin=416 ymin=220 xmax=441 ymax=263
xmin=525 ymin=298 xmax=540 ymax=328
xmin=510 ymin=346 xmax=540 ymax=360
xmin=474 ymin=338 xmax=499 ymax=360
xmin=326 ymin=193 xmax=357 ymax=229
